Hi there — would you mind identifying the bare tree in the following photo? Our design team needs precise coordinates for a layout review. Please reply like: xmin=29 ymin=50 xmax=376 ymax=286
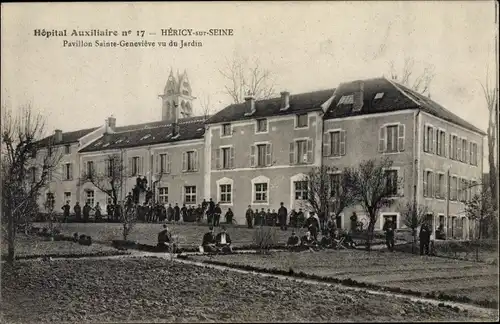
xmin=81 ymin=154 xmax=124 ymax=206
xmin=399 ymin=200 xmax=429 ymax=253
xmin=388 ymin=57 xmax=435 ymax=96
xmin=344 ymin=157 xmax=398 ymax=250
xmin=219 ymin=54 xmax=276 ymax=104
xmin=199 ymin=94 xmax=215 ymax=121
xmin=1 ymin=104 xmax=62 ymax=263
xmin=302 ymin=166 xmax=355 ymax=228
xmin=465 ymin=186 xmax=496 ymax=240
xmin=478 ymin=70 xmax=498 ymax=211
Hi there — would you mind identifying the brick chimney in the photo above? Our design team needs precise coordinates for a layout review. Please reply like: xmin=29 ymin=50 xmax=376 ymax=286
xmin=280 ymin=91 xmax=290 ymax=111
xmin=105 ymin=116 xmax=116 ymax=134
xmin=353 ymin=81 xmax=364 ymax=112
xmin=244 ymin=91 xmax=256 ymax=116
xmin=54 ymin=129 xmax=63 ymax=143
xmin=108 ymin=116 xmax=116 ymax=129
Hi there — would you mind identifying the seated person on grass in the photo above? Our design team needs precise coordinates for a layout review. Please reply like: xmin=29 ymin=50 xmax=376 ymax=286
xmin=319 ymin=232 xmax=332 ymax=249
xmin=215 ymin=226 xmax=232 ymax=253
xmin=201 ymin=226 xmax=217 ymax=252
xmin=300 ymin=230 xmax=317 ymax=249
xmin=286 ymin=230 xmax=301 ymax=251
xmin=157 ymin=224 xmax=173 ymax=250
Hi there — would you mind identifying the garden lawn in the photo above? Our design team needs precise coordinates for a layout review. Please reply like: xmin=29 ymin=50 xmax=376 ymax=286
xmin=32 ymin=222 xmax=405 ymax=248
xmin=1 ymin=234 xmax=128 ymax=259
xmin=192 ymin=249 xmax=499 ymax=308
xmin=0 ymin=257 xmax=492 ymax=323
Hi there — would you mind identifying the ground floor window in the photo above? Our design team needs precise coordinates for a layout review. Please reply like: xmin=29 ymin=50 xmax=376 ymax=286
xmin=184 ymin=186 xmax=196 ymax=204
xmin=254 ymin=183 xmax=268 ymax=203
xmin=219 ymin=184 xmax=232 ymax=203
xmin=86 ymin=190 xmax=95 ymax=206
xmin=158 ymin=187 xmax=168 ymax=204
xmin=294 ymin=181 xmax=308 ymax=200
xmin=382 ymin=214 xmax=398 ymax=229
xmin=64 ymin=192 xmax=71 ymax=204
xmin=45 ymin=192 xmax=55 ymax=211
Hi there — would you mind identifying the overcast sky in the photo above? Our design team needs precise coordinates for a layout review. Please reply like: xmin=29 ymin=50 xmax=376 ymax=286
xmin=1 ymin=1 xmax=497 ymax=137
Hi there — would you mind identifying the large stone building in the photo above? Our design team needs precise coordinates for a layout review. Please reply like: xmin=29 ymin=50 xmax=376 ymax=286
xmin=35 ymin=74 xmax=485 ymax=238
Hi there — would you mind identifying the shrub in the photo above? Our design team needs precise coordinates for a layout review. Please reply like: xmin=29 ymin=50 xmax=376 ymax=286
xmin=253 ymin=226 xmax=278 ymax=252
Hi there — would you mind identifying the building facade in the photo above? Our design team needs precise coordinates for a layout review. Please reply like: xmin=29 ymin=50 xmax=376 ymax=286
xmin=35 ymin=75 xmax=485 ymax=236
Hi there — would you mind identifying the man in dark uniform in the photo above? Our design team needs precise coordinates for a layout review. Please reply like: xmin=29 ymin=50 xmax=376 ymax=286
xmin=181 ymin=204 xmax=188 ymax=222
xmin=167 ymin=203 xmax=174 ymax=222
xmin=419 ymin=221 xmax=432 ymax=255
xmin=174 ymin=203 xmax=181 ymax=222
xmin=82 ymin=202 xmax=92 ymax=223
xmin=289 ymin=208 xmax=297 ymax=228
xmin=286 ymin=230 xmax=301 ymax=251
xmin=225 ymin=208 xmax=234 ymax=224
xmin=213 ymin=203 xmax=222 ymax=227
xmin=259 ymin=208 xmax=266 ymax=227
xmin=207 ymin=198 xmax=216 ymax=225
xmin=278 ymin=202 xmax=288 ymax=231
xmin=61 ymin=201 xmax=71 ymax=222
xmin=297 ymin=208 xmax=305 ymax=227
xmin=245 ymin=205 xmax=254 ymax=229
xmin=201 ymin=226 xmax=216 ymax=252
xmin=74 ymin=202 xmax=81 ymax=222
xmin=383 ymin=218 xmax=396 ymax=252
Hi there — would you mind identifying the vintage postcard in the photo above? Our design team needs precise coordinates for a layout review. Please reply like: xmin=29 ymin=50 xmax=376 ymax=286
xmin=1 ymin=1 xmax=498 ymax=323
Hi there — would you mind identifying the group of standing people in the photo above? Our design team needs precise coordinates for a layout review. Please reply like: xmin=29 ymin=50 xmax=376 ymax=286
xmin=61 ymin=201 xmax=104 ymax=223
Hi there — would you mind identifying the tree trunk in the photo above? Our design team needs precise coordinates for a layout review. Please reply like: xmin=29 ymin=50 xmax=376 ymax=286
xmin=6 ymin=207 xmax=16 ymax=263
xmin=412 ymin=229 xmax=417 ymax=254
xmin=488 ymin=124 xmax=498 ymax=211
xmin=366 ymin=219 xmax=375 ymax=251
xmin=122 ymin=223 xmax=128 ymax=241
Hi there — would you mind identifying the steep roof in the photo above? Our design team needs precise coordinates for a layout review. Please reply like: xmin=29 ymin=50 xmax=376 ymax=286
xmin=207 ymin=89 xmax=335 ymax=124
xmin=79 ymin=116 xmax=206 ymax=153
xmin=36 ymin=127 xmax=99 ymax=147
xmin=324 ymin=77 xmax=485 ymax=135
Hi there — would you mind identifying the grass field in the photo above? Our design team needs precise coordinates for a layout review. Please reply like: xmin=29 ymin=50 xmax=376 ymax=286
xmin=32 ymin=222 xmax=405 ymax=248
xmin=192 ymin=249 xmax=499 ymax=308
xmin=1 ymin=257 xmax=491 ymax=323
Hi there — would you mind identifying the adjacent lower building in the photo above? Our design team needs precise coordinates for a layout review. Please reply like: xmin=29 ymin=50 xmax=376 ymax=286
xmin=34 ymin=74 xmax=485 ymax=237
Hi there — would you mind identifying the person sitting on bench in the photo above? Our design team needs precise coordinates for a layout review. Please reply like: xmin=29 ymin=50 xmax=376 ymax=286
xmin=157 ymin=225 xmax=173 ymax=250
xmin=201 ymin=226 xmax=217 ymax=253
xmin=286 ymin=230 xmax=301 ymax=251
xmin=215 ymin=226 xmax=232 ymax=253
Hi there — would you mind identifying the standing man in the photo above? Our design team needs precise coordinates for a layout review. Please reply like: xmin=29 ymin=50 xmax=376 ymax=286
xmin=167 ymin=203 xmax=174 ymax=222
xmin=278 ymin=202 xmax=288 ymax=231
xmin=213 ymin=203 xmax=222 ymax=227
xmin=196 ymin=204 xmax=204 ymax=223
xmin=201 ymin=199 xmax=208 ymax=219
xmin=289 ymin=208 xmax=297 ymax=228
xmin=181 ymin=204 xmax=188 ymax=222
xmin=383 ymin=218 xmax=396 ymax=252
xmin=174 ymin=203 xmax=180 ymax=222
xmin=350 ymin=212 xmax=358 ymax=232
xmin=73 ymin=202 xmax=81 ymax=222
xmin=94 ymin=202 xmax=102 ymax=222
xmin=419 ymin=220 xmax=432 ymax=255
xmin=259 ymin=208 xmax=266 ymax=227
xmin=61 ymin=201 xmax=71 ymax=223
xmin=296 ymin=208 xmax=305 ymax=228
xmin=82 ymin=202 xmax=92 ymax=223
xmin=245 ymin=205 xmax=254 ymax=229
xmin=225 ymin=208 xmax=234 ymax=224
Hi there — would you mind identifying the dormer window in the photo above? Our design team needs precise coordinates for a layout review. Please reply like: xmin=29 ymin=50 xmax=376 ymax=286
xmin=140 ymin=134 xmax=151 ymax=141
xmin=337 ymin=95 xmax=354 ymax=106
xmin=374 ymin=92 xmax=384 ymax=100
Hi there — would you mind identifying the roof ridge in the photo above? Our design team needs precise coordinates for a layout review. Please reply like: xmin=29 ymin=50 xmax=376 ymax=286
xmin=384 ymin=77 xmax=422 ymax=107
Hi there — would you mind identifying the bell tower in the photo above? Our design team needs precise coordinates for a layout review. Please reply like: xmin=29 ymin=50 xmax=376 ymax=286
xmin=159 ymin=69 xmax=196 ymax=122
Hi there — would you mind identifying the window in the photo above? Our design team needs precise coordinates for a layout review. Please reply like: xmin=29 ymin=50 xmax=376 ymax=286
xmin=457 ymin=137 xmax=462 ymax=162
xmin=130 ymin=157 xmax=140 ymax=176
xmin=386 ymin=125 xmax=398 ymax=153
xmin=105 ymin=159 xmax=114 ymax=177
xmin=290 ymin=139 xmax=314 ymax=164
xmin=436 ymin=130 xmax=446 ymax=156
xmin=470 ymin=142 xmax=478 ymax=166
xmin=374 ymin=92 xmax=384 ymax=100
xmin=296 ymin=140 xmax=308 ymax=164
xmin=323 ymin=130 xmax=346 ymax=157
xmin=159 ymin=154 xmax=170 ymax=173
xmin=183 ymin=151 xmax=198 ymax=172
xmin=380 ymin=124 xmax=405 ymax=153
xmin=45 ymin=192 xmax=55 ymax=209
xmin=222 ymin=147 xmax=231 ymax=169
xmin=460 ymin=178 xmax=468 ymax=202
xmin=256 ymin=119 xmax=267 ymax=133
xmin=257 ymin=144 xmax=267 ymax=167
xmin=254 ymin=183 xmax=268 ymax=203
xmin=330 ymin=173 xmax=341 ymax=197
xmin=294 ymin=181 xmax=308 ymax=200
xmin=424 ymin=125 xmax=433 ymax=153
xmin=64 ymin=192 xmax=71 ymax=204
xmin=220 ymin=184 xmax=232 ymax=203
xmin=337 ymin=95 xmax=354 ymax=105
xmin=451 ymin=176 xmax=458 ymax=201
xmin=86 ymin=161 xmax=94 ymax=179
xmin=222 ymin=123 xmax=232 ymax=136
xmin=184 ymin=186 xmax=196 ymax=204
xmin=449 ymin=135 xmax=456 ymax=160
xmin=251 ymin=143 xmax=272 ymax=167
xmin=64 ymin=144 xmax=71 ymax=155
xmin=462 ymin=139 xmax=468 ymax=163
xmin=63 ymin=163 xmax=72 ymax=180
xmin=437 ymin=173 xmax=445 ymax=199
xmin=47 ymin=169 xmax=53 ymax=181
xmin=158 ymin=187 xmax=168 ymax=204
xmin=423 ymin=170 xmax=433 ymax=197
xmin=86 ymin=190 xmax=94 ymax=206
xmin=385 ymin=170 xmax=398 ymax=196
xmin=296 ymin=114 xmax=308 ymax=128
